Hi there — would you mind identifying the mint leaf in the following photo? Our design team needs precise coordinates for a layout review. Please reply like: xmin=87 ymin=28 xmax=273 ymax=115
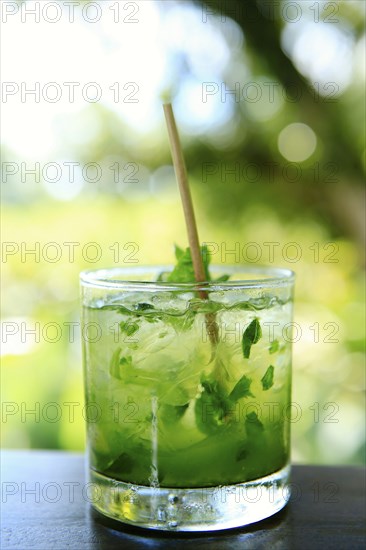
xmin=167 ymin=245 xmax=212 ymax=283
xmin=110 ymin=352 xmax=134 ymax=381
xmin=245 ymin=411 xmax=264 ymax=436
xmin=134 ymin=303 xmax=161 ymax=323
xmin=269 ymin=339 xmax=279 ymax=354
xmin=229 ymin=375 xmax=254 ymax=402
xmin=174 ymin=244 xmax=185 ymax=261
xmin=242 ymin=318 xmax=262 ymax=359
xmin=119 ymin=321 xmax=139 ymax=336
xmin=214 ymin=274 xmax=230 ymax=283
xmin=136 ymin=302 xmax=154 ymax=311
xmin=110 ymin=347 xmax=122 ymax=378
xmin=103 ymin=304 xmax=134 ymax=315
xmin=261 ymin=365 xmax=274 ymax=390
xmin=120 ymin=356 xmax=133 ymax=367
xmin=167 ymin=246 xmax=195 ymax=283
xmin=164 ymin=244 xmax=230 ymax=285
xmin=194 ymin=377 xmax=231 ymax=434
xmin=160 ymin=403 xmax=189 ymax=425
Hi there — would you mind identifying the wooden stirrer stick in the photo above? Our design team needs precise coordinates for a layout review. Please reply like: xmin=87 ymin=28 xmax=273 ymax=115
xmin=163 ymin=102 xmax=218 ymax=344
xmin=163 ymin=103 xmax=206 ymax=284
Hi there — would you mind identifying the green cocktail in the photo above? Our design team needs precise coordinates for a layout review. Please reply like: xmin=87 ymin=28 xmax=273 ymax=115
xmin=81 ymin=262 xmax=295 ymax=530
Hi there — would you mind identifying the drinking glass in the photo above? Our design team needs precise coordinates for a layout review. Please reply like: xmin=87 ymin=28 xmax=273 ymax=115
xmin=80 ymin=265 xmax=295 ymax=531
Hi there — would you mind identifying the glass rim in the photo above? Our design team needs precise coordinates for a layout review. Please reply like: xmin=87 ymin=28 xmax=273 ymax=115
xmin=80 ymin=265 xmax=295 ymax=291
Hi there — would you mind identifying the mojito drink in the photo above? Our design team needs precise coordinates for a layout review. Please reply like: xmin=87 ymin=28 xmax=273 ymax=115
xmin=81 ymin=265 xmax=295 ymax=530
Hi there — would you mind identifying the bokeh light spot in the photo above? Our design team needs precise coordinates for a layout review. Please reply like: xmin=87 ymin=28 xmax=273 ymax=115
xmin=278 ymin=123 xmax=317 ymax=162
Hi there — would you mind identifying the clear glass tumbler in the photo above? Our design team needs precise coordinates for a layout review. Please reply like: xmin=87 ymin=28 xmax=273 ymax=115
xmin=80 ymin=266 xmax=295 ymax=531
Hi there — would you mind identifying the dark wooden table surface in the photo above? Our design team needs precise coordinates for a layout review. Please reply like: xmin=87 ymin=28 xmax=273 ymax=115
xmin=1 ymin=451 xmax=365 ymax=549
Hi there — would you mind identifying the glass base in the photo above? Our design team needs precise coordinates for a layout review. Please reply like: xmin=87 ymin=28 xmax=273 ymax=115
xmin=89 ymin=464 xmax=291 ymax=531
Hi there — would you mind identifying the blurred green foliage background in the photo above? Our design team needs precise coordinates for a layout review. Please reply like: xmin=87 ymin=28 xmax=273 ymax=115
xmin=1 ymin=0 xmax=365 ymax=465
